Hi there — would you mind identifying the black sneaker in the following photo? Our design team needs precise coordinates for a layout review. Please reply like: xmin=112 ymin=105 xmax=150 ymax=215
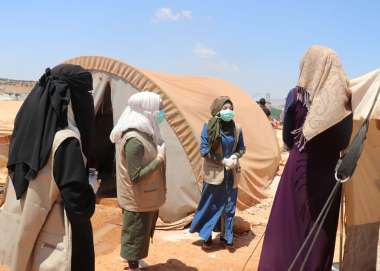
xmin=220 ymin=237 xmax=234 ymax=251
xmin=202 ymin=236 xmax=213 ymax=250
xmin=225 ymin=242 xmax=235 ymax=252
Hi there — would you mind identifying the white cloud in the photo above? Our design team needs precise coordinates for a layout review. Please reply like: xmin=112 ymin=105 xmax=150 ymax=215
xmin=193 ymin=43 xmax=239 ymax=72
xmin=193 ymin=43 xmax=217 ymax=59
xmin=153 ymin=8 xmax=192 ymax=23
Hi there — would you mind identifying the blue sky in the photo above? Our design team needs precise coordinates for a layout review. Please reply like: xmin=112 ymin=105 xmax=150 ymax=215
xmin=0 ymin=1 xmax=379 ymax=99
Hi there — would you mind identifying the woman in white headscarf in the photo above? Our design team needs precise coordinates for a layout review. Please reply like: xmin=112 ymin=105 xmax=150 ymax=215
xmin=110 ymin=91 xmax=167 ymax=271
xmin=258 ymin=46 xmax=353 ymax=271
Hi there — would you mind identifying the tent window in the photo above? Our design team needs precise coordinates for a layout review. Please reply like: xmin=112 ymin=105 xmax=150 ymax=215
xmin=94 ymin=82 xmax=116 ymax=197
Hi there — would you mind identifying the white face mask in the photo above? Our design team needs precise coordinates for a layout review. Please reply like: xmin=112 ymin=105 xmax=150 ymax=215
xmin=219 ymin=109 xmax=235 ymax=122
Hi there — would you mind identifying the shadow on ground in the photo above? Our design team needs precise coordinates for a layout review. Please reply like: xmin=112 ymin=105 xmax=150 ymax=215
xmin=191 ymin=231 xmax=256 ymax=253
xmin=125 ymin=259 xmax=198 ymax=271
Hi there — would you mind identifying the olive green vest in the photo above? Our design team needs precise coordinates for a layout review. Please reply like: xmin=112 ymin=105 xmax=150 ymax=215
xmin=117 ymin=130 xmax=166 ymax=212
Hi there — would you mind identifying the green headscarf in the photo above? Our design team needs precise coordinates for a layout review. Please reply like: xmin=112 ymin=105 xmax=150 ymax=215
xmin=207 ymin=96 xmax=233 ymax=155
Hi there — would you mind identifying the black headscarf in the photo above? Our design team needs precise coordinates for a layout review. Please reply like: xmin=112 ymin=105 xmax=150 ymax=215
xmin=7 ymin=64 xmax=95 ymax=199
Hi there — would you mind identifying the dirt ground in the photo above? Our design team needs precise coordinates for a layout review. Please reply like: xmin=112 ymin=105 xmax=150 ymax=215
xmin=92 ymin=128 xmax=286 ymax=271
xmin=0 ymin=178 xmax=278 ymax=271
xmin=1 ymin=129 xmax=379 ymax=271
xmin=0 ymin=130 xmax=281 ymax=271
xmin=91 ymin=176 xmax=280 ymax=271
xmin=0 ymin=147 xmax=281 ymax=271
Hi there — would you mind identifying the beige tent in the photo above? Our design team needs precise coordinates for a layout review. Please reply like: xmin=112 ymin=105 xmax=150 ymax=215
xmin=343 ymin=69 xmax=380 ymax=270
xmin=346 ymin=68 xmax=380 ymax=226
xmin=63 ymin=56 xmax=281 ymax=225
xmin=0 ymin=101 xmax=22 ymax=138
xmin=0 ymin=101 xmax=23 ymax=185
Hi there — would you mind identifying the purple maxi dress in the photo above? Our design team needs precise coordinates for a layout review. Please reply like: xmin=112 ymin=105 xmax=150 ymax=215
xmin=258 ymin=87 xmax=352 ymax=271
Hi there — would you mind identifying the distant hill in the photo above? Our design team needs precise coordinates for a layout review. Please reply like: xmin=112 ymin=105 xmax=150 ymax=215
xmin=0 ymin=78 xmax=35 ymax=95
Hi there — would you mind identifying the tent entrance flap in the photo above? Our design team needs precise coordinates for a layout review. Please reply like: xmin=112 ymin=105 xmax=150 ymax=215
xmin=94 ymin=81 xmax=116 ymax=197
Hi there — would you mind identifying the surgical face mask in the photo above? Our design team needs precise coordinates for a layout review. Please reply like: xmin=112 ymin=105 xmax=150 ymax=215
xmin=155 ymin=110 xmax=166 ymax=124
xmin=219 ymin=109 xmax=235 ymax=122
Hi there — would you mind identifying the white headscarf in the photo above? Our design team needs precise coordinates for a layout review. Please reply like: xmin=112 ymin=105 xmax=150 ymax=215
xmin=110 ymin=91 xmax=164 ymax=144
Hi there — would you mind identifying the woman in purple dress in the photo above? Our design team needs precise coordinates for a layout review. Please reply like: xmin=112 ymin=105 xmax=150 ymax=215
xmin=258 ymin=45 xmax=353 ymax=271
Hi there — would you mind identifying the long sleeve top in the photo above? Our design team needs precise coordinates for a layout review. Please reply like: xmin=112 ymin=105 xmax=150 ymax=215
xmin=200 ymin=123 xmax=246 ymax=160
xmin=282 ymin=89 xmax=296 ymax=149
xmin=124 ymin=137 xmax=163 ymax=182
xmin=53 ymin=137 xmax=96 ymax=271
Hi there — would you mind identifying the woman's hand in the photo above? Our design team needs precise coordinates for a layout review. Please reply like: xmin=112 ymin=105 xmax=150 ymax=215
xmin=230 ymin=154 xmax=238 ymax=169
xmin=157 ymin=143 xmax=166 ymax=161
xmin=88 ymin=168 xmax=101 ymax=194
xmin=223 ymin=155 xmax=238 ymax=170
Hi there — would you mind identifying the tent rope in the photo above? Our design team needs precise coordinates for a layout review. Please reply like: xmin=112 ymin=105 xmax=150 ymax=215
xmin=288 ymin=181 xmax=342 ymax=271
xmin=241 ymin=230 xmax=265 ymax=271
xmin=299 ymin=183 xmax=340 ymax=270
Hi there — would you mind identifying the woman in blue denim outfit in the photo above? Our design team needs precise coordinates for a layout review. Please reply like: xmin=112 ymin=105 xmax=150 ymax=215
xmin=190 ymin=96 xmax=246 ymax=250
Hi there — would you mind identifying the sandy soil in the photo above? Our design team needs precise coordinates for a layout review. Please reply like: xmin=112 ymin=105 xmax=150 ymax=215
xmin=0 ymin=129 xmax=300 ymax=271
xmin=0 ymin=177 xmax=277 ymax=271
xmin=91 ymin=177 xmax=279 ymax=271
xmin=0 ymin=101 xmax=23 ymax=136
xmin=1 ymin=129 xmax=379 ymax=270
xmin=89 ymin=129 xmax=380 ymax=270
xmin=0 ymin=182 xmax=277 ymax=271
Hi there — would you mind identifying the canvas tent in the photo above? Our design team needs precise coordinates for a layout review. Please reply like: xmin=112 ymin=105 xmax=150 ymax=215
xmin=346 ymin=68 xmax=380 ymax=226
xmin=0 ymin=101 xmax=23 ymax=204
xmin=342 ymin=69 xmax=380 ymax=270
xmin=63 ymin=56 xmax=281 ymax=225
xmin=0 ymin=102 xmax=23 ymax=178
xmin=0 ymin=101 xmax=22 ymax=139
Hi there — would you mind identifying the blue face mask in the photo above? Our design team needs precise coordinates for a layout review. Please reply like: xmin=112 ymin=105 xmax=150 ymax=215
xmin=219 ymin=109 xmax=235 ymax=122
xmin=155 ymin=110 xmax=166 ymax=124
